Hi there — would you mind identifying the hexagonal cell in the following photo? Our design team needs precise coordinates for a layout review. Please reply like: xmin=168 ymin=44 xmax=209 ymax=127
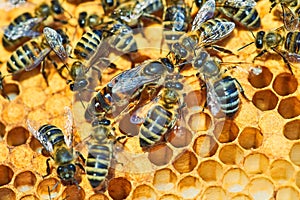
xmin=272 ymin=73 xmax=297 ymax=96
xmin=188 ymin=112 xmax=211 ymax=132
xmin=19 ymin=195 xmax=39 ymax=200
xmin=37 ymin=178 xmax=61 ymax=200
xmin=108 ymin=177 xmax=131 ymax=200
xmin=1 ymin=83 xmax=20 ymax=100
xmin=62 ymin=185 xmax=85 ymax=200
xmin=248 ymin=66 xmax=273 ymax=89
xmin=231 ymin=194 xmax=252 ymax=200
xmin=296 ymin=171 xmax=300 ymax=189
xmin=219 ymin=144 xmax=244 ymax=165
xmin=0 ymin=165 xmax=14 ymax=186
xmin=252 ymin=90 xmax=278 ymax=111
xmin=172 ymin=150 xmax=198 ymax=174
xmin=248 ymin=177 xmax=274 ymax=200
xmin=197 ymin=159 xmax=223 ymax=182
xmin=270 ymin=159 xmax=294 ymax=184
xmin=88 ymin=193 xmax=109 ymax=200
xmin=118 ymin=113 xmax=139 ymax=136
xmin=7 ymin=126 xmax=29 ymax=146
xmin=202 ymin=186 xmax=228 ymax=200
xmin=213 ymin=119 xmax=239 ymax=143
xmin=29 ymin=137 xmax=43 ymax=153
xmin=177 ymin=176 xmax=201 ymax=199
xmin=193 ymin=134 xmax=218 ymax=157
xmin=289 ymin=142 xmax=300 ymax=166
xmin=243 ymin=153 xmax=269 ymax=175
xmin=184 ymin=89 xmax=206 ymax=109
xmin=283 ymin=119 xmax=300 ymax=140
xmin=276 ymin=186 xmax=300 ymax=200
xmin=278 ymin=97 xmax=300 ymax=119
xmin=132 ymin=184 xmax=157 ymax=200
xmin=148 ymin=144 xmax=173 ymax=166
xmin=167 ymin=126 xmax=193 ymax=148
xmin=0 ymin=121 xmax=6 ymax=141
xmin=153 ymin=168 xmax=177 ymax=191
xmin=0 ymin=188 xmax=16 ymax=200
xmin=14 ymin=171 xmax=37 ymax=192
xmin=222 ymin=168 xmax=249 ymax=193
xmin=238 ymin=127 xmax=263 ymax=150
xmin=159 ymin=194 xmax=181 ymax=200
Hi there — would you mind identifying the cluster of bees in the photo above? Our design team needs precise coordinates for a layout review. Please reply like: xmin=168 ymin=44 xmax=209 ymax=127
xmin=1 ymin=0 xmax=300 ymax=197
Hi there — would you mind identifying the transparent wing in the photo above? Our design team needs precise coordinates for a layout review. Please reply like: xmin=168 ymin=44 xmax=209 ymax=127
xmin=24 ymin=47 xmax=51 ymax=71
xmin=205 ymin=78 xmax=222 ymax=116
xmin=0 ymin=0 xmax=34 ymax=11
xmin=64 ymin=106 xmax=74 ymax=148
xmin=192 ymin=0 xmax=215 ymax=31
xmin=216 ymin=0 xmax=256 ymax=8
xmin=282 ymin=4 xmax=299 ymax=31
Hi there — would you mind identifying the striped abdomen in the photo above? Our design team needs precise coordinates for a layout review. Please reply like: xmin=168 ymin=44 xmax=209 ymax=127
xmin=198 ymin=18 xmax=232 ymax=41
xmin=140 ymin=105 xmax=174 ymax=148
xmin=284 ymin=31 xmax=300 ymax=54
xmin=7 ymin=40 xmax=44 ymax=73
xmin=214 ymin=76 xmax=240 ymax=117
xmin=38 ymin=124 xmax=65 ymax=147
xmin=85 ymin=143 xmax=112 ymax=188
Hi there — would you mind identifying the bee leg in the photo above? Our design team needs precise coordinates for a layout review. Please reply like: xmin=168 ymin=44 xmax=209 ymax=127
xmin=52 ymin=60 xmax=69 ymax=79
xmin=48 ymin=186 xmax=52 ymax=200
xmin=41 ymin=61 xmax=49 ymax=86
xmin=232 ymin=78 xmax=250 ymax=102
xmin=253 ymin=49 xmax=267 ymax=62
xmin=209 ymin=45 xmax=236 ymax=56
xmin=43 ymin=158 xmax=52 ymax=178
xmin=272 ymin=48 xmax=294 ymax=74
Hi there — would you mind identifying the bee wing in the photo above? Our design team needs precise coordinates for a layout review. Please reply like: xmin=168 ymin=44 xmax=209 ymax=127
xmin=200 ymin=21 xmax=235 ymax=45
xmin=191 ymin=0 xmax=215 ymax=31
xmin=64 ymin=106 xmax=74 ymax=148
xmin=281 ymin=4 xmax=299 ymax=31
xmin=216 ymin=0 xmax=256 ymax=8
xmin=203 ymin=76 xmax=222 ymax=116
xmin=0 ymin=0 xmax=34 ymax=11
xmin=24 ymin=48 xmax=51 ymax=71
xmin=27 ymin=120 xmax=54 ymax=153
xmin=43 ymin=27 xmax=68 ymax=62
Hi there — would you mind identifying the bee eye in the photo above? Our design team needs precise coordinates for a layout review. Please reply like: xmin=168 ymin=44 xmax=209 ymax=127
xmin=68 ymin=164 xmax=76 ymax=172
xmin=57 ymin=166 xmax=63 ymax=174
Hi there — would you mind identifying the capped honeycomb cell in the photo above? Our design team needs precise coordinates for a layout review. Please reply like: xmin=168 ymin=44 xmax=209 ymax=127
xmin=22 ymin=87 xmax=47 ymax=108
xmin=0 ymin=143 xmax=9 ymax=163
xmin=37 ymin=178 xmax=61 ymax=200
xmin=2 ymin=102 xmax=26 ymax=125
xmin=270 ymin=159 xmax=294 ymax=184
xmin=248 ymin=177 xmax=274 ymax=200
xmin=148 ymin=144 xmax=173 ymax=166
xmin=278 ymin=97 xmax=300 ymax=119
xmin=153 ymin=168 xmax=177 ymax=191
xmin=159 ymin=194 xmax=181 ymax=200
xmin=45 ymin=93 xmax=71 ymax=117
xmin=132 ymin=184 xmax=157 ymax=200
xmin=0 ymin=188 xmax=16 ymax=200
xmin=248 ymin=66 xmax=273 ymax=89
xmin=9 ymin=146 xmax=34 ymax=168
xmin=193 ymin=135 xmax=218 ymax=157
xmin=188 ymin=112 xmax=211 ymax=132
xmin=62 ymin=185 xmax=85 ymax=200
xmin=0 ymin=165 xmax=14 ymax=186
xmin=19 ymin=195 xmax=39 ymax=200
xmin=219 ymin=144 xmax=244 ymax=165
xmin=6 ymin=126 xmax=29 ymax=146
xmin=0 ymin=121 xmax=6 ymax=140
xmin=167 ymin=126 xmax=193 ymax=148
xmin=283 ymin=119 xmax=300 ymax=140
xmin=88 ymin=193 xmax=109 ymax=200
xmin=184 ymin=89 xmax=205 ymax=109
xmin=275 ymin=186 xmax=300 ymax=200
xmin=197 ymin=159 xmax=223 ymax=182
xmin=238 ymin=127 xmax=263 ymax=150
xmin=172 ymin=150 xmax=198 ymax=173
xmin=222 ymin=168 xmax=249 ymax=193
xmin=14 ymin=171 xmax=37 ymax=192
xmin=296 ymin=171 xmax=300 ymax=189
xmin=243 ymin=153 xmax=269 ymax=175
xmin=177 ymin=176 xmax=201 ymax=199
xmin=213 ymin=119 xmax=239 ymax=143
xmin=272 ymin=73 xmax=297 ymax=96
xmin=1 ymin=83 xmax=20 ymax=101
xmin=202 ymin=186 xmax=228 ymax=200
xmin=118 ymin=113 xmax=139 ymax=136
xmin=252 ymin=90 xmax=278 ymax=111
xmin=108 ymin=177 xmax=131 ymax=200
xmin=231 ymin=194 xmax=252 ymax=200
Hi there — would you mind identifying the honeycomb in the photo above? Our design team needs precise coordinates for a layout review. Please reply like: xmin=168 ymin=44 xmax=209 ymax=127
xmin=0 ymin=0 xmax=300 ymax=199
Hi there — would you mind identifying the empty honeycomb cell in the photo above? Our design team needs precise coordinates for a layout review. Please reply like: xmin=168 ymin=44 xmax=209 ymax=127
xmin=119 ymin=113 xmax=139 ymax=136
xmin=238 ymin=127 xmax=263 ymax=150
xmin=213 ymin=119 xmax=239 ymax=143
xmin=272 ymin=73 xmax=297 ymax=96
xmin=61 ymin=185 xmax=85 ymax=200
xmin=0 ymin=165 xmax=14 ymax=186
xmin=275 ymin=186 xmax=300 ymax=200
xmin=270 ymin=159 xmax=294 ymax=184
xmin=219 ymin=144 xmax=244 ymax=165
xmin=108 ymin=177 xmax=131 ymax=200
xmin=192 ymin=135 xmax=218 ymax=157
xmin=29 ymin=137 xmax=43 ymax=153
xmin=159 ymin=194 xmax=181 ymax=200
xmin=148 ymin=144 xmax=173 ymax=166
xmin=167 ymin=126 xmax=193 ymax=148
xmin=231 ymin=194 xmax=252 ymax=200
xmin=248 ymin=177 xmax=274 ymax=200
xmin=252 ymin=90 xmax=278 ymax=111
xmin=37 ymin=178 xmax=61 ymax=200
xmin=197 ymin=159 xmax=223 ymax=182
xmin=184 ymin=89 xmax=205 ymax=109
xmin=0 ymin=188 xmax=16 ymax=200
xmin=243 ymin=153 xmax=269 ymax=175
xmin=2 ymin=102 xmax=25 ymax=125
xmin=19 ymin=195 xmax=39 ymax=200
xmin=283 ymin=119 xmax=300 ymax=140
xmin=223 ymin=168 xmax=249 ymax=193
xmin=0 ymin=121 xmax=6 ymax=140
xmin=248 ymin=66 xmax=273 ymax=89
xmin=188 ymin=112 xmax=211 ymax=132
xmin=172 ymin=150 xmax=198 ymax=173
xmin=1 ymin=83 xmax=20 ymax=100
xmin=289 ymin=142 xmax=300 ymax=166
xmin=177 ymin=176 xmax=201 ymax=199
xmin=132 ymin=184 xmax=157 ymax=200
xmin=278 ymin=97 xmax=300 ymax=119
xmin=202 ymin=186 xmax=228 ymax=200
xmin=22 ymin=87 xmax=47 ymax=108
xmin=88 ymin=193 xmax=109 ymax=200
xmin=153 ymin=168 xmax=177 ymax=191
xmin=6 ymin=126 xmax=29 ymax=146
xmin=14 ymin=171 xmax=36 ymax=192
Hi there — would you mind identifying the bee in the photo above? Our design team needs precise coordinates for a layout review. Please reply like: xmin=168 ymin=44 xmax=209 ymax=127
xmin=77 ymin=11 xmax=102 ymax=30
xmin=195 ymin=0 xmax=261 ymax=30
xmin=169 ymin=0 xmax=235 ymax=63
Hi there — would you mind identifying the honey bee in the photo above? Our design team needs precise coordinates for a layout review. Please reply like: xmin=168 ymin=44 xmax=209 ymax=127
xmin=77 ymin=11 xmax=102 ymax=29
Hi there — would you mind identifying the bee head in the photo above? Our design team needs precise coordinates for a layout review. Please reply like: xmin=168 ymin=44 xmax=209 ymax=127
xmin=57 ymin=164 xmax=76 ymax=182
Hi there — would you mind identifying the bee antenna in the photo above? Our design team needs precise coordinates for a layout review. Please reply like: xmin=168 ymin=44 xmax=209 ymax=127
xmin=250 ymin=31 xmax=256 ymax=39
xmin=237 ymin=42 xmax=254 ymax=51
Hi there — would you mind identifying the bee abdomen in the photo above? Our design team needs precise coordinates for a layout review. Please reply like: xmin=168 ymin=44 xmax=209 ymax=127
xmin=38 ymin=124 xmax=65 ymax=146
xmin=285 ymin=31 xmax=300 ymax=54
